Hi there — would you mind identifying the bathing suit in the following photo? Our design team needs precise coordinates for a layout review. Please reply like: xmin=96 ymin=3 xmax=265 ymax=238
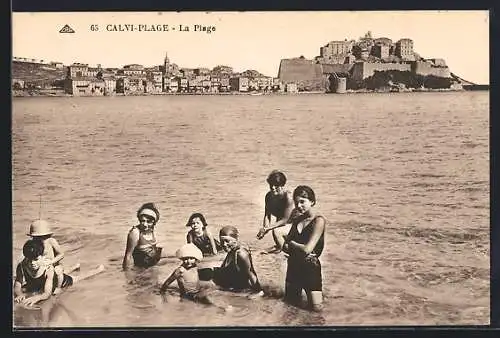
xmin=265 ymin=190 xmax=292 ymax=220
xmin=16 ymin=259 xmax=73 ymax=293
xmin=285 ymin=216 xmax=325 ymax=291
xmin=187 ymin=230 xmax=221 ymax=256
xmin=131 ymin=227 xmax=162 ymax=268
xmin=213 ymin=247 xmax=261 ymax=291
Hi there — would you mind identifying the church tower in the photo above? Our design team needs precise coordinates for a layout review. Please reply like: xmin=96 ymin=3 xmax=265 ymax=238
xmin=163 ymin=52 xmax=170 ymax=75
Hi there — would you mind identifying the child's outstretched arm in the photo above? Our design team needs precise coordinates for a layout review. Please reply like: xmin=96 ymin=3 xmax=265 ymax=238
xmin=48 ymin=238 xmax=65 ymax=265
xmin=160 ymin=267 xmax=180 ymax=293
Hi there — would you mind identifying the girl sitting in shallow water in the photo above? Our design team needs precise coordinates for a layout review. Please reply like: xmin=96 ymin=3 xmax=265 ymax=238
xmin=212 ymin=225 xmax=263 ymax=295
xmin=185 ymin=213 xmax=221 ymax=257
xmin=122 ymin=203 xmax=163 ymax=270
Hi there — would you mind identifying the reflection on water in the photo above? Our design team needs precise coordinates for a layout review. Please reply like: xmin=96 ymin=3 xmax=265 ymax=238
xmin=12 ymin=92 xmax=489 ymax=326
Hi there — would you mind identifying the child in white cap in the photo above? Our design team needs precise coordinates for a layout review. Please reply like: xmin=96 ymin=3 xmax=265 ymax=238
xmin=27 ymin=219 xmax=66 ymax=295
xmin=160 ymin=243 xmax=231 ymax=311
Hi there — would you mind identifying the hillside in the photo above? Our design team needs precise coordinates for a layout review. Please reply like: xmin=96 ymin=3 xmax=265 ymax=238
xmin=12 ymin=61 xmax=66 ymax=87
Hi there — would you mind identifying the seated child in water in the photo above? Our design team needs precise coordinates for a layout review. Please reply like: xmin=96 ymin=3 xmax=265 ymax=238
xmin=27 ymin=219 xmax=66 ymax=295
xmin=185 ymin=213 xmax=220 ymax=256
xmin=14 ymin=239 xmax=105 ymax=307
xmin=160 ymin=243 xmax=230 ymax=311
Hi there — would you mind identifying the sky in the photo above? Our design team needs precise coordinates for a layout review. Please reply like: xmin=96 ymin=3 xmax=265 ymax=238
xmin=12 ymin=11 xmax=489 ymax=84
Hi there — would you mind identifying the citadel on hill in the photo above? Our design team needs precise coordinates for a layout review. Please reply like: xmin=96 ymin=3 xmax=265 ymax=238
xmin=12 ymin=31 xmax=476 ymax=96
xmin=279 ymin=31 xmax=469 ymax=92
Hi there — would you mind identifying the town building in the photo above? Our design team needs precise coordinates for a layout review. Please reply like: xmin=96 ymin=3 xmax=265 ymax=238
xmin=65 ymin=77 xmax=106 ymax=96
xmin=395 ymin=38 xmax=414 ymax=60
xmin=229 ymin=77 xmax=249 ymax=92
xmin=122 ymin=64 xmax=145 ymax=76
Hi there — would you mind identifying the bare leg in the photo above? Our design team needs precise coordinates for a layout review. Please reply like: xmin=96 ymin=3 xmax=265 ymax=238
xmin=306 ymin=290 xmax=323 ymax=312
xmin=53 ymin=266 xmax=65 ymax=295
xmin=65 ymin=263 xmax=81 ymax=274
xmin=72 ymin=264 xmax=105 ymax=284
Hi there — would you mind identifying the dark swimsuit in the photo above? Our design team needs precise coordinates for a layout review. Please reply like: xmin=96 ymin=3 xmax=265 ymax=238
xmin=213 ymin=247 xmax=261 ymax=291
xmin=16 ymin=260 xmax=73 ymax=294
xmin=131 ymin=228 xmax=162 ymax=268
xmin=266 ymin=190 xmax=292 ymax=220
xmin=187 ymin=230 xmax=221 ymax=256
xmin=285 ymin=216 xmax=325 ymax=291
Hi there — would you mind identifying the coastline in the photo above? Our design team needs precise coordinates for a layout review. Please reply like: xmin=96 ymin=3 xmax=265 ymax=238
xmin=12 ymin=87 xmax=487 ymax=98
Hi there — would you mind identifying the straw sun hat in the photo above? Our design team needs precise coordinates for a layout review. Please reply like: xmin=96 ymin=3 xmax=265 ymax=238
xmin=176 ymin=243 xmax=203 ymax=261
xmin=27 ymin=219 xmax=53 ymax=237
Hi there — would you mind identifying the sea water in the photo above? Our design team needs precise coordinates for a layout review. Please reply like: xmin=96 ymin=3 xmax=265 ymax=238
xmin=12 ymin=92 xmax=489 ymax=327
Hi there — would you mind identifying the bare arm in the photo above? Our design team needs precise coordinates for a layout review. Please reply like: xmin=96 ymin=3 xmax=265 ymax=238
xmin=287 ymin=216 xmax=325 ymax=255
xmin=14 ymin=264 xmax=26 ymax=301
xmin=122 ymin=228 xmax=139 ymax=270
xmin=236 ymin=250 xmax=261 ymax=292
xmin=48 ymin=238 xmax=65 ymax=265
xmin=262 ymin=197 xmax=272 ymax=228
xmin=206 ymin=230 xmax=218 ymax=255
xmin=266 ymin=193 xmax=295 ymax=231
xmin=160 ymin=267 xmax=180 ymax=293
xmin=22 ymin=267 xmax=55 ymax=306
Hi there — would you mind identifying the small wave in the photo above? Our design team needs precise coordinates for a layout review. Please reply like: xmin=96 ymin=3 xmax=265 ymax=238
xmin=396 ymin=226 xmax=483 ymax=243
xmin=408 ymin=266 xmax=489 ymax=287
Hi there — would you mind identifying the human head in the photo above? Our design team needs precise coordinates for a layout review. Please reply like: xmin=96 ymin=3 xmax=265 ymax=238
xmin=176 ymin=243 xmax=203 ymax=267
xmin=186 ymin=213 xmax=208 ymax=234
xmin=293 ymin=185 xmax=316 ymax=207
xmin=23 ymin=239 xmax=44 ymax=260
xmin=219 ymin=225 xmax=240 ymax=252
xmin=137 ymin=203 xmax=160 ymax=230
xmin=266 ymin=170 xmax=287 ymax=187
xmin=27 ymin=219 xmax=53 ymax=238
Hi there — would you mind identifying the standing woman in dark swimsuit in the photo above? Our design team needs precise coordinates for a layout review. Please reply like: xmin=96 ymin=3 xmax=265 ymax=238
xmin=281 ymin=186 xmax=326 ymax=312
xmin=122 ymin=203 xmax=162 ymax=270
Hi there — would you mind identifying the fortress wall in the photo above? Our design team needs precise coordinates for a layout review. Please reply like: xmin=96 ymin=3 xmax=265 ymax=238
xmin=352 ymin=62 xmax=411 ymax=81
xmin=278 ymin=58 xmax=324 ymax=89
xmin=412 ymin=62 xmax=451 ymax=78
xmin=320 ymin=63 xmax=353 ymax=75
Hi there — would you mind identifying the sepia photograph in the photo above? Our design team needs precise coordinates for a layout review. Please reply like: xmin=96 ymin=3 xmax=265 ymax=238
xmin=11 ymin=11 xmax=489 ymax=327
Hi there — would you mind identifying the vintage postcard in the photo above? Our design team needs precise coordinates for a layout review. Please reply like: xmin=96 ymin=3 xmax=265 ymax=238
xmin=11 ymin=11 xmax=489 ymax=328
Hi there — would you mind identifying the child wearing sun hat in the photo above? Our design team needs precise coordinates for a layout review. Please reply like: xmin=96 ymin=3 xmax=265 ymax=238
xmin=26 ymin=219 xmax=66 ymax=295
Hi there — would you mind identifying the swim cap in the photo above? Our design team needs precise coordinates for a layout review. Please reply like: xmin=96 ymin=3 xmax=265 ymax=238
xmin=138 ymin=208 xmax=158 ymax=220
xmin=137 ymin=202 xmax=160 ymax=222
xmin=176 ymin=243 xmax=203 ymax=261
xmin=219 ymin=225 xmax=239 ymax=239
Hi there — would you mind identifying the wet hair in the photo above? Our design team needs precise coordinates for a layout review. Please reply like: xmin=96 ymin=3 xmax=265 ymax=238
xmin=266 ymin=170 xmax=287 ymax=187
xmin=293 ymin=185 xmax=316 ymax=206
xmin=219 ymin=225 xmax=239 ymax=239
xmin=23 ymin=239 xmax=44 ymax=260
xmin=186 ymin=213 xmax=208 ymax=228
xmin=136 ymin=202 xmax=160 ymax=223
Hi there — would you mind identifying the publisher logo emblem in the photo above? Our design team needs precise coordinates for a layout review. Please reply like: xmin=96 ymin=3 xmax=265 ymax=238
xmin=59 ymin=24 xmax=75 ymax=33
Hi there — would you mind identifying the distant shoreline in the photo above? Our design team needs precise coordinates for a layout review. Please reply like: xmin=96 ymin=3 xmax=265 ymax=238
xmin=12 ymin=87 xmax=488 ymax=98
